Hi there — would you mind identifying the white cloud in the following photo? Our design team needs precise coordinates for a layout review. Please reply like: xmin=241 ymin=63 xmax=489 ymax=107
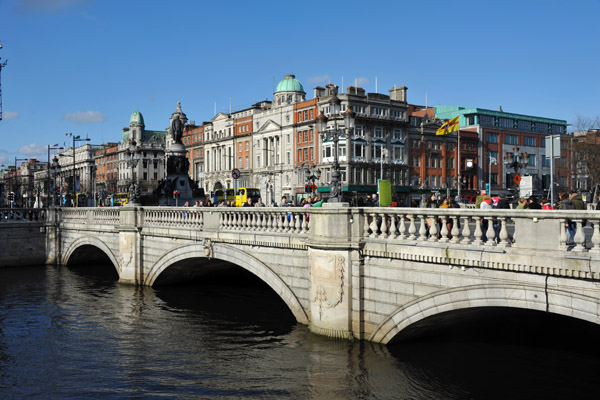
xmin=19 ymin=143 xmax=46 ymax=156
xmin=2 ymin=111 xmax=19 ymax=120
xmin=62 ymin=110 xmax=107 ymax=123
xmin=307 ymin=75 xmax=332 ymax=84
xmin=353 ymin=77 xmax=370 ymax=87
xmin=0 ymin=155 xmax=8 ymax=165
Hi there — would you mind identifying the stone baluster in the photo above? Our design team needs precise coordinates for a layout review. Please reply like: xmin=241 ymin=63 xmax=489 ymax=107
xmin=461 ymin=216 xmax=471 ymax=244
xmin=589 ymin=218 xmax=600 ymax=254
xmin=283 ymin=211 xmax=290 ymax=233
xmin=397 ymin=215 xmax=406 ymax=240
xmin=559 ymin=218 xmax=568 ymax=250
xmin=379 ymin=213 xmax=388 ymax=239
xmin=363 ymin=209 xmax=371 ymax=237
xmin=417 ymin=215 xmax=428 ymax=241
xmin=439 ymin=216 xmax=449 ymax=243
xmin=572 ymin=219 xmax=587 ymax=252
xmin=472 ymin=216 xmax=483 ymax=245
xmin=369 ymin=213 xmax=379 ymax=238
xmin=408 ymin=215 xmax=417 ymax=240
xmin=427 ymin=215 xmax=438 ymax=242
xmin=497 ymin=217 xmax=510 ymax=247
xmin=450 ymin=216 xmax=460 ymax=244
xmin=389 ymin=214 xmax=398 ymax=240
xmin=484 ymin=217 xmax=496 ymax=246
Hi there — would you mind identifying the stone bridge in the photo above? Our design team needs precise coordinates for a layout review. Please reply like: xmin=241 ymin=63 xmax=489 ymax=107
xmin=44 ymin=205 xmax=600 ymax=343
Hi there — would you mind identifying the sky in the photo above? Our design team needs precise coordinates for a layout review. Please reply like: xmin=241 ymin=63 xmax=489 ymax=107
xmin=1 ymin=0 xmax=599 ymax=166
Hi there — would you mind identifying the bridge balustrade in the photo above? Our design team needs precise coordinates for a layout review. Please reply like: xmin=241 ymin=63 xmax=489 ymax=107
xmin=143 ymin=207 xmax=204 ymax=228
xmin=360 ymin=208 xmax=600 ymax=254
xmin=0 ymin=208 xmax=46 ymax=222
xmin=220 ymin=207 xmax=310 ymax=234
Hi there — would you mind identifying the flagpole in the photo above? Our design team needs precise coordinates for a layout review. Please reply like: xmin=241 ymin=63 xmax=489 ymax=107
xmin=457 ymin=118 xmax=461 ymax=199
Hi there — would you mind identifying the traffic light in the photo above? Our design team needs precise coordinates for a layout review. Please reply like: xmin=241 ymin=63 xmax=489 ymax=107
xmin=485 ymin=183 xmax=490 ymax=195
xmin=173 ymin=190 xmax=181 ymax=199
xmin=304 ymin=184 xmax=310 ymax=193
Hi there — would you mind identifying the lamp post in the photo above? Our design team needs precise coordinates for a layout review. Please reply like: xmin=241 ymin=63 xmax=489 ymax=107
xmin=126 ymin=139 xmax=141 ymax=206
xmin=503 ymin=146 xmax=528 ymax=195
xmin=47 ymin=145 xmax=64 ymax=206
xmin=50 ymin=156 xmax=60 ymax=207
xmin=316 ymin=95 xmax=355 ymax=203
xmin=380 ymin=148 xmax=389 ymax=181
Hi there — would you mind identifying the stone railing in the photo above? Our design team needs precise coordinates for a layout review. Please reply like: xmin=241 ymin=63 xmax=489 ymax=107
xmin=0 ymin=208 xmax=46 ymax=223
xmin=219 ymin=207 xmax=311 ymax=234
xmin=143 ymin=207 xmax=204 ymax=228
xmin=359 ymin=208 xmax=600 ymax=254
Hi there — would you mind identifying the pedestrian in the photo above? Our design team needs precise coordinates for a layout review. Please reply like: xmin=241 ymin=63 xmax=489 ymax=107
xmin=559 ymin=192 xmax=575 ymax=245
xmin=280 ymin=196 xmax=289 ymax=207
xmin=256 ymin=197 xmax=266 ymax=207
xmin=243 ymin=197 xmax=254 ymax=207
xmin=541 ymin=198 xmax=554 ymax=210
xmin=516 ymin=197 xmax=527 ymax=209
xmin=528 ymin=196 xmax=542 ymax=210
xmin=480 ymin=195 xmax=492 ymax=242
xmin=425 ymin=193 xmax=438 ymax=208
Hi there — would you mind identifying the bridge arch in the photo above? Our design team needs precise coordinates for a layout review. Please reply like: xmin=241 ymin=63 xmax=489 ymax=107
xmin=370 ymin=284 xmax=600 ymax=344
xmin=61 ymin=236 xmax=120 ymax=274
xmin=146 ymin=243 xmax=309 ymax=324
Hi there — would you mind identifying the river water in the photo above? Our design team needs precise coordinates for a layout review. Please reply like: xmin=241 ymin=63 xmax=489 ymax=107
xmin=1 ymin=264 xmax=600 ymax=399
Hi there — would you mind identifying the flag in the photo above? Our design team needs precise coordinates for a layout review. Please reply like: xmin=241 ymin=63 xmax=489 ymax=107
xmin=74 ymin=135 xmax=80 ymax=139
xmin=436 ymin=115 xmax=459 ymax=136
xmin=66 ymin=133 xmax=71 ymax=136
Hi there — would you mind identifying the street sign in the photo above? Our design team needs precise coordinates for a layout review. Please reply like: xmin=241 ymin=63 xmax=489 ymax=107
xmin=519 ymin=175 xmax=533 ymax=198
xmin=231 ymin=168 xmax=240 ymax=180
xmin=513 ymin=174 xmax=522 ymax=185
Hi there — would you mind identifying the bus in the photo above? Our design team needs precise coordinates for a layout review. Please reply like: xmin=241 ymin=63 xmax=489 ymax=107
xmin=114 ymin=193 xmax=129 ymax=206
xmin=235 ymin=187 xmax=261 ymax=207
xmin=213 ymin=188 xmax=236 ymax=204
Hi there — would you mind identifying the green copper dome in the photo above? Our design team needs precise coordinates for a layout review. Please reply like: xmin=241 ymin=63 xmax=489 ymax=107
xmin=275 ymin=74 xmax=304 ymax=93
xmin=130 ymin=110 xmax=144 ymax=125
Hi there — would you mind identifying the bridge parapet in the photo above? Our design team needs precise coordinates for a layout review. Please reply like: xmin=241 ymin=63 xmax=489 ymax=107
xmin=357 ymin=208 xmax=600 ymax=279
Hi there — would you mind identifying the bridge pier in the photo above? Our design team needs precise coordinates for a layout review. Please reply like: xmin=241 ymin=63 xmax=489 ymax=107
xmin=118 ymin=207 xmax=143 ymax=285
xmin=307 ymin=203 xmax=362 ymax=340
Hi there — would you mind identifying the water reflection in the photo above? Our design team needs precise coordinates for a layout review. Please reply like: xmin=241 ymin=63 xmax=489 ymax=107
xmin=1 ymin=264 xmax=600 ymax=399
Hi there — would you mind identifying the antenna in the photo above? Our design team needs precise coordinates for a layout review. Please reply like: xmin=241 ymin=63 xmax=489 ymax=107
xmin=0 ymin=44 xmax=7 ymax=121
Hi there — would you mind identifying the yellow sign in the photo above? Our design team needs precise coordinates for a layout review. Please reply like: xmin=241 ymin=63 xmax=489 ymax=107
xmin=378 ymin=179 xmax=393 ymax=206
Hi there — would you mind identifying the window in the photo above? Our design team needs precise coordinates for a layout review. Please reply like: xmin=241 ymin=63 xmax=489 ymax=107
xmin=373 ymin=127 xmax=384 ymax=138
xmin=488 ymin=151 xmax=498 ymax=162
xmin=523 ymin=136 xmax=535 ymax=147
xmin=286 ymin=151 xmax=290 ymax=165
xmin=542 ymin=155 xmax=550 ymax=168
xmin=392 ymin=145 xmax=403 ymax=162
xmin=486 ymin=132 xmax=499 ymax=144
xmin=491 ymin=173 xmax=498 ymax=184
xmin=238 ymin=157 xmax=242 ymax=167
xmin=499 ymin=117 xmax=513 ymax=128
xmin=411 ymin=156 xmax=420 ymax=167
xmin=371 ymin=144 xmax=384 ymax=159
xmin=506 ymin=134 xmax=518 ymax=145
xmin=245 ymin=156 xmax=249 ymax=168
xmin=392 ymin=128 xmax=404 ymax=141
xmin=535 ymin=122 xmax=548 ymax=133
xmin=480 ymin=115 xmax=495 ymax=126
xmin=354 ymin=125 xmax=365 ymax=138
xmin=447 ymin=157 xmax=454 ymax=169
xmin=528 ymin=154 xmax=536 ymax=166
xmin=560 ymin=140 xmax=567 ymax=150
xmin=517 ymin=120 xmax=532 ymax=131
xmin=245 ymin=141 xmax=249 ymax=151
xmin=353 ymin=142 xmax=365 ymax=159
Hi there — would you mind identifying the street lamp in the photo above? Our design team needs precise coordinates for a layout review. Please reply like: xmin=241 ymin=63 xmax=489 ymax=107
xmin=126 ymin=139 xmax=141 ymax=206
xmin=47 ymin=144 xmax=64 ymax=206
xmin=316 ymin=96 xmax=355 ymax=202
xmin=50 ymin=156 xmax=61 ymax=207
xmin=503 ymin=146 xmax=528 ymax=193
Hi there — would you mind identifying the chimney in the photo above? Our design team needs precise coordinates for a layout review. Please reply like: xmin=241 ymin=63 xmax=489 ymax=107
xmin=347 ymin=86 xmax=365 ymax=96
xmin=325 ymin=83 xmax=338 ymax=96
xmin=389 ymin=85 xmax=408 ymax=102
xmin=314 ymin=86 xmax=325 ymax=98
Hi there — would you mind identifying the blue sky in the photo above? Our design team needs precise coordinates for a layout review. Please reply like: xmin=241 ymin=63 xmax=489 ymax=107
xmin=1 ymin=0 xmax=599 ymax=166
